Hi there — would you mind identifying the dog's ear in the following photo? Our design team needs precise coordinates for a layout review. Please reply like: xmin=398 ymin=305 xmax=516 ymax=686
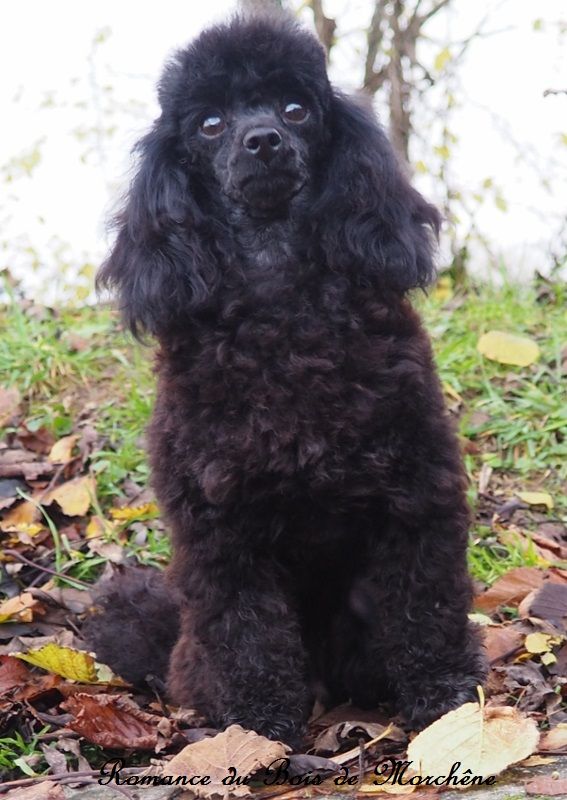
xmin=97 ymin=121 xmax=218 ymax=338
xmin=313 ymin=93 xmax=441 ymax=292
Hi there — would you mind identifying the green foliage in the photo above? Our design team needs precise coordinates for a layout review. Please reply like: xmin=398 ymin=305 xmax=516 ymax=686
xmin=0 ymin=727 xmax=50 ymax=777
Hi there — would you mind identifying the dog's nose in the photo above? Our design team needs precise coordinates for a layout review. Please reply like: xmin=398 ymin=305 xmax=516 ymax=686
xmin=242 ymin=127 xmax=282 ymax=162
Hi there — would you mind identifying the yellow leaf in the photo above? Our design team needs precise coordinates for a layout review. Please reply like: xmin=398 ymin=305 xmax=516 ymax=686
xmin=415 ymin=160 xmax=428 ymax=174
xmin=434 ymin=47 xmax=451 ymax=72
xmin=45 ymin=475 xmax=96 ymax=516
xmin=85 ymin=515 xmax=107 ymax=538
xmin=0 ymin=500 xmax=40 ymax=532
xmin=495 ymin=195 xmax=508 ymax=212
xmin=13 ymin=643 xmax=125 ymax=685
xmin=109 ymin=502 xmax=159 ymax=521
xmin=0 ymin=592 xmax=38 ymax=623
xmin=48 ymin=434 xmax=79 ymax=464
xmin=516 ymin=491 xmax=554 ymax=510
xmin=477 ymin=331 xmax=540 ymax=367
xmin=525 ymin=632 xmax=553 ymax=654
xmin=407 ymin=701 xmax=539 ymax=779
xmin=541 ymin=652 xmax=557 ymax=666
xmin=433 ymin=277 xmax=453 ymax=302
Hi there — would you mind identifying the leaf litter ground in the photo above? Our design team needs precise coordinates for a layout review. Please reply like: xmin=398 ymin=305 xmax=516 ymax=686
xmin=0 ymin=279 xmax=566 ymax=797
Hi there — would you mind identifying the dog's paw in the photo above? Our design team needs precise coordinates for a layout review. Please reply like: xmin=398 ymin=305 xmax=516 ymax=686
xmin=400 ymin=676 xmax=482 ymax=730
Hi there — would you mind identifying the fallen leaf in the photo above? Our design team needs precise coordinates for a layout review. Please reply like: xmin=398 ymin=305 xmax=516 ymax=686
xmin=0 ymin=477 xmax=28 ymax=510
xmin=0 ymin=499 xmax=41 ymax=531
xmin=541 ymin=652 xmax=557 ymax=666
xmin=0 ymin=654 xmax=31 ymax=693
xmin=539 ymin=724 xmax=567 ymax=752
xmin=87 ymin=538 xmax=125 ymax=563
xmin=477 ymin=330 xmax=540 ymax=366
xmin=62 ymin=693 xmax=164 ymax=749
xmin=167 ymin=724 xmax=288 ymax=797
xmin=0 ymin=386 xmax=21 ymax=426
xmin=516 ymin=491 xmax=554 ymax=510
xmin=4 ymin=781 xmax=65 ymax=800
xmin=47 ymin=435 xmax=79 ymax=464
xmin=525 ymin=775 xmax=567 ymax=796
xmin=314 ymin=719 xmax=405 ymax=754
xmin=475 ymin=567 xmax=566 ymax=613
xmin=0 ymin=655 xmax=61 ymax=702
xmin=525 ymin=632 xmax=555 ymax=654
xmin=407 ymin=701 xmax=539 ymax=780
xmin=44 ymin=475 xmax=96 ymax=516
xmin=0 ymin=592 xmax=41 ymax=623
xmin=520 ymin=755 xmax=556 ymax=766
xmin=528 ymin=583 xmax=567 ymax=629
xmin=0 ymin=448 xmax=55 ymax=480
xmin=484 ymin=624 xmax=523 ymax=662
xmin=13 ymin=642 xmax=124 ymax=684
xmin=109 ymin=502 xmax=159 ymax=521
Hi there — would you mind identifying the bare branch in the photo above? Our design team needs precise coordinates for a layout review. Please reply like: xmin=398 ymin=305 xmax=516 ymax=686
xmin=544 ymin=88 xmax=567 ymax=97
xmin=415 ymin=0 xmax=452 ymax=29
xmin=363 ymin=2 xmax=387 ymax=91
xmin=306 ymin=0 xmax=337 ymax=57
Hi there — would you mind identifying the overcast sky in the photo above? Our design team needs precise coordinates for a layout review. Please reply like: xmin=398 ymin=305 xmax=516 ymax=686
xmin=1 ymin=0 xmax=566 ymax=301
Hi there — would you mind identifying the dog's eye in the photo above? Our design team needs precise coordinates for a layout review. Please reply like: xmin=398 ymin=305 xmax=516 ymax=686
xmin=200 ymin=114 xmax=226 ymax=137
xmin=282 ymin=102 xmax=309 ymax=123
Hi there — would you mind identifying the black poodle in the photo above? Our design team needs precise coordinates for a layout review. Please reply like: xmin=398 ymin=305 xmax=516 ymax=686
xmin=86 ymin=12 xmax=485 ymax=747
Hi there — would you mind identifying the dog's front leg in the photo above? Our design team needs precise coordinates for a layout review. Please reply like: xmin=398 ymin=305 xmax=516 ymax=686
xmin=368 ymin=503 xmax=487 ymax=729
xmin=166 ymin=504 xmax=311 ymax=747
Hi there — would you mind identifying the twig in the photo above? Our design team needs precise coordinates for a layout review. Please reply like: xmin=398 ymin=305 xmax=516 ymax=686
xmin=544 ymin=88 xmax=567 ymax=97
xmin=0 ymin=766 xmax=148 ymax=795
xmin=3 ymin=549 xmax=91 ymax=589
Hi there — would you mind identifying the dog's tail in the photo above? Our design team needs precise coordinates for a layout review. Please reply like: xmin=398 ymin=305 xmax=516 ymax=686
xmin=82 ymin=565 xmax=180 ymax=687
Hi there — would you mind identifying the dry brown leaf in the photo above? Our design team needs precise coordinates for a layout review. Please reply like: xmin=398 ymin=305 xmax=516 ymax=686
xmin=483 ymin=624 xmax=523 ymax=663
xmin=167 ymin=724 xmax=288 ymax=797
xmin=47 ymin=434 xmax=79 ymax=464
xmin=0 ymin=448 xmax=55 ymax=480
xmin=526 ymin=583 xmax=567 ymax=627
xmin=62 ymin=693 xmax=164 ymax=749
xmin=0 ymin=386 xmax=21 ymax=426
xmin=86 ymin=537 xmax=125 ymax=563
xmin=474 ymin=567 xmax=566 ymax=613
xmin=525 ymin=775 xmax=567 ymax=796
xmin=4 ymin=781 xmax=65 ymax=800
xmin=0 ymin=591 xmax=41 ymax=623
xmin=314 ymin=719 xmax=405 ymax=754
xmin=407 ymin=701 xmax=539 ymax=780
xmin=520 ymin=755 xmax=556 ymax=766
xmin=539 ymin=723 xmax=567 ymax=752
xmin=0 ymin=655 xmax=61 ymax=702
xmin=0 ymin=654 xmax=32 ymax=693
xmin=44 ymin=475 xmax=96 ymax=516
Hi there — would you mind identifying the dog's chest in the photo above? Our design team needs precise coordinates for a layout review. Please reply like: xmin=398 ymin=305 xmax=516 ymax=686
xmin=159 ymin=290 xmax=416 ymax=491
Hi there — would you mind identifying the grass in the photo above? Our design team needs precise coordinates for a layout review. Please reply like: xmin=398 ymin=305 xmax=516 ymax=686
xmin=1 ymin=277 xmax=566 ymax=586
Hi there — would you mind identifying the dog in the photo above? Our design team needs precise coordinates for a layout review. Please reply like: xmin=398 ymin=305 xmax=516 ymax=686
xmin=85 ymin=12 xmax=485 ymax=748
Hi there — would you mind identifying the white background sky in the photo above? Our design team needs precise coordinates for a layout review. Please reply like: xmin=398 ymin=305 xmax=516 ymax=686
xmin=1 ymin=0 xmax=566 ymax=301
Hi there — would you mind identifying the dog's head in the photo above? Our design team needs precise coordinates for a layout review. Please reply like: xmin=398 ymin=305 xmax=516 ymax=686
xmin=160 ymin=17 xmax=331 ymax=215
xmin=98 ymin=14 xmax=440 ymax=338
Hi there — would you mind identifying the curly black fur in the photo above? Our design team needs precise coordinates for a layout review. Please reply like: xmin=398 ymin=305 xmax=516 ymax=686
xmin=87 ymin=11 xmax=486 ymax=746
